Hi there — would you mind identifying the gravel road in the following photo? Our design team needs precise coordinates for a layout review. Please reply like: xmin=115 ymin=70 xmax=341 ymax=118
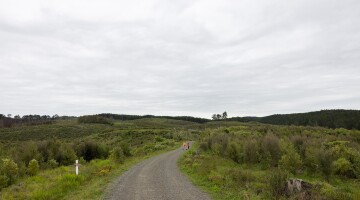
xmin=103 ymin=147 xmax=211 ymax=200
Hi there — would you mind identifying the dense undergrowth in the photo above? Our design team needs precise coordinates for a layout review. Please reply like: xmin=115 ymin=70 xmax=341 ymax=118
xmin=180 ymin=123 xmax=360 ymax=200
xmin=0 ymin=118 xmax=198 ymax=199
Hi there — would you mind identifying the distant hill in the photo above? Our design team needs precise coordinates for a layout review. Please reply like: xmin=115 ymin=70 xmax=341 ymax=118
xmin=229 ymin=109 xmax=360 ymax=130
xmin=98 ymin=113 xmax=210 ymax=123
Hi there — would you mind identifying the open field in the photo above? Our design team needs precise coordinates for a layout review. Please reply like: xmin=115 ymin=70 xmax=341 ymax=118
xmin=0 ymin=118 xmax=198 ymax=199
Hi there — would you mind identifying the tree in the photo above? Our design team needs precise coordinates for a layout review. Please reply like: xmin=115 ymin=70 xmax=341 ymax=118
xmin=27 ymin=159 xmax=39 ymax=176
xmin=1 ymin=159 xmax=18 ymax=185
xmin=222 ymin=111 xmax=228 ymax=120
xmin=52 ymin=114 xmax=59 ymax=120
xmin=216 ymin=114 xmax=222 ymax=120
xmin=212 ymin=114 xmax=217 ymax=121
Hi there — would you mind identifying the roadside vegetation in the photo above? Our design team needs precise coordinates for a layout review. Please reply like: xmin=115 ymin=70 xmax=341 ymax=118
xmin=180 ymin=122 xmax=360 ymax=199
xmin=0 ymin=117 xmax=197 ymax=199
xmin=1 ymin=111 xmax=360 ymax=199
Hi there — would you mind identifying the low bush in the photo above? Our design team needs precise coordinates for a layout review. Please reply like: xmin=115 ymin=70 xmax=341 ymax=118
xmin=226 ymin=142 xmax=242 ymax=163
xmin=47 ymin=159 xmax=59 ymax=169
xmin=261 ymin=132 xmax=280 ymax=166
xmin=279 ymin=140 xmax=302 ymax=174
xmin=56 ymin=144 xmax=77 ymax=165
xmin=155 ymin=136 xmax=164 ymax=142
xmin=27 ymin=159 xmax=40 ymax=176
xmin=267 ymin=169 xmax=288 ymax=199
xmin=244 ymin=139 xmax=259 ymax=164
xmin=318 ymin=148 xmax=333 ymax=181
xmin=119 ymin=142 xmax=131 ymax=157
xmin=0 ymin=159 xmax=18 ymax=187
xmin=332 ymin=157 xmax=355 ymax=178
xmin=76 ymin=141 xmax=109 ymax=162
xmin=110 ymin=147 xmax=125 ymax=163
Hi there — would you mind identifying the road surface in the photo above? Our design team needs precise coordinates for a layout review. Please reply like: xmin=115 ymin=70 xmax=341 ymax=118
xmin=104 ymin=147 xmax=210 ymax=200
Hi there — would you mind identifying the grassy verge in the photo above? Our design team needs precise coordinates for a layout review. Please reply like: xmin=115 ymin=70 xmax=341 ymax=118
xmin=179 ymin=144 xmax=360 ymax=200
xmin=179 ymin=143 xmax=265 ymax=200
xmin=1 ymin=143 xmax=180 ymax=200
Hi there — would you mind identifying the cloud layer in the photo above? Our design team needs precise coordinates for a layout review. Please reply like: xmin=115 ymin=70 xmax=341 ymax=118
xmin=1 ymin=0 xmax=360 ymax=117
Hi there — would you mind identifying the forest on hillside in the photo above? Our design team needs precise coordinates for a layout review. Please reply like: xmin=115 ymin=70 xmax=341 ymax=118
xmin=2 ymin=109 xmax=359 ymax=130
xmin=228 ymin=110 xmax=360 ymax=130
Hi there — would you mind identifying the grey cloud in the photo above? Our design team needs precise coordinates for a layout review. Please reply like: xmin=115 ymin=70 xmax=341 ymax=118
xmin=1 ymin=0 xmax=360 ymax=118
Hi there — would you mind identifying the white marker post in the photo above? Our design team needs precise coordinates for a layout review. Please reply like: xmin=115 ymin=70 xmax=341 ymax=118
xmin=75 ymin=160 xmax=79 ymax=175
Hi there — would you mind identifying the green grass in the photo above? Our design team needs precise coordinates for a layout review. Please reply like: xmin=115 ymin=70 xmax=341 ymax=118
xmin=1 ymin=142 xmax=180 ymax=200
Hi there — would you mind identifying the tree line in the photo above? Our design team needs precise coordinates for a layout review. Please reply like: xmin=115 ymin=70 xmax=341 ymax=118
xmin=0 ymin=114 xmax=63 ymax=128
xmin=211 ymin=111 xmax=227 ymax=120
xmin=97 ymin=113 xmax=210 ymax=123
xmin=228 ymin=109 xmax=360 ymax=130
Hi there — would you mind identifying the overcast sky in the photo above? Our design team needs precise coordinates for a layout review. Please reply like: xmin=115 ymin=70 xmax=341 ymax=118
xmin=1 ymin=0 xmax=360 ymax=118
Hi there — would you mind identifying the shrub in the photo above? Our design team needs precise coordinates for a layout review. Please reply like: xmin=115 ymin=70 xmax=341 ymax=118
xmin=262 ymin=133 xmax=280 ymax=166
xmin=119 ymin=142 xmax=131 ymax=157
xmin=332 ymin=157 xmax=355 ymax=178
xmin=318 ymin=148 xmax=333 ymax=181
xmin=304 ymin=146 xmax=318 ymax=173
xmin=226 ymin=142 xmax=241 ymax=163
xmin=320 ymin=183 xmax=353 ymax=200
xmin=37 ymin=139 xmax=62 ymax=163
xmin=0 ymin=174 xmax=9 ymax=189
xmin=77 ymin=141 xmax=109 ymax=161
xmin=27 ymin=159 xmax=39 ymax=176
xmin=290 ymin=135 xmax=305 ymax=157
xmin=79 ymin=157 xmax=86 ymax=164
xmin=267 ymin=169 xmax=288 ymax=199
xmin=18 ymin=142 xmax=42 ymax=165
xmin=47 ymin=159 xmax=59 ymax=169
xmin=0 ymin=159 xmax=18 ymax=185
xmin=279 ymin=140 xmax=302 ymax=174
xmin=212 ymin=143 xmax=223 ymax=156
xmin=244 ymin=139 xmax=259 ymax=164
xmin=56 ymin=144 xmax=77 ymax=165
xmin=199 ymin=141 xmax=209 ymax=151
xmin=155 ymin=136 xmax=164 ymax=142
xmin=164 ymin=132 xmax=173 ymax=139
xmin=110 ymin=147 xmax=125 ymax=163
xmin=17 ymin=162 xmax=27 ymax=177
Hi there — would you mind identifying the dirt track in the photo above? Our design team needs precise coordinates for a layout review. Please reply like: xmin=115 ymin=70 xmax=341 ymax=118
xmin=104 ymin=147 xmax=210 ymax=200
